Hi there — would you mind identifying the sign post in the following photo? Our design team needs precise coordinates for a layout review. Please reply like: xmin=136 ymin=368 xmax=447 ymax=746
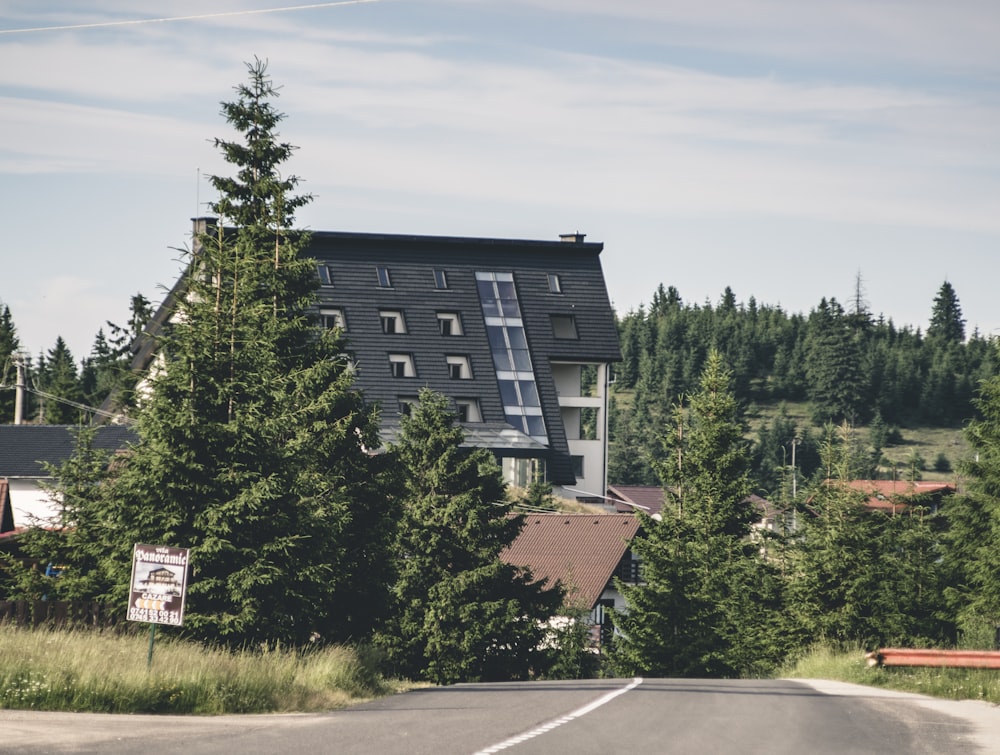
xmin=127 ymin=543 xmax=190 ymax=669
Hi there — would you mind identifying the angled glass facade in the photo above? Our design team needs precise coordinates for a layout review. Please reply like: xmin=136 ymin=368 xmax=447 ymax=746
xmin=475 ymin=271 xmax=548 ymax=446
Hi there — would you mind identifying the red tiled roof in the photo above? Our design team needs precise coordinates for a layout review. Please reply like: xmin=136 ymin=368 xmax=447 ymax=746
xmin=501 ymin=513 xmax=640 ymax=610
xmin=845 ymin=480 xmax=956 ymax=497
xmin=826 ymin=479 xmax=956 ymax=512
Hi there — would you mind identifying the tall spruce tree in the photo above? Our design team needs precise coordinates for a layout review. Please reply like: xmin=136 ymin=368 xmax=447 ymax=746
xmin=610 ymin=351 xmax=786 ymax=677
xmin=36 ymin=59 xmax=395 ymax=647
xmin=805 ymin=298 xmax=868 ymax=425
xmin=942 ymin=372 xmax=1000 ymax=635
xmin=0 ymin=303 xmax=21 ymax=422
xmin=786 ymin=423 xmax=950 ymax=646
xmin=38 ymin=337 xmax=85 ymax=424
xmin=376 ymin=389 xmax=562 ymax=684
xmin=82 ymin=293 xmax=154 ymax=411
xmin=927 ymin=280 xmax=965 ymax=344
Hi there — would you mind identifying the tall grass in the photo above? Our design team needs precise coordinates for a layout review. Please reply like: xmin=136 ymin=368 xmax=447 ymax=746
xmin=0 ymin=625 xmax=405 ymax=714
xmin=782 ymin=644 xmax=1000 ymax=704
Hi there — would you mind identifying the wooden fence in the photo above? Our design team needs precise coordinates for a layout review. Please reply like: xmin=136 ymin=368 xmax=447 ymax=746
xmin=0 ymin=599 xmax=119 ymax=629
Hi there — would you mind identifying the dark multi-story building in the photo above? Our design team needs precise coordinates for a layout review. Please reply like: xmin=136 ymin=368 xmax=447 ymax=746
xmin=304 ymin=227 xmax=621 ymax=500
xmin=127 ymin=220 xmax=622 ymax=501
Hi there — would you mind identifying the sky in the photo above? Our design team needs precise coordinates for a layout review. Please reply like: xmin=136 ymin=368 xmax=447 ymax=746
xmin=2 ymin=0 xmax=999 ymax=363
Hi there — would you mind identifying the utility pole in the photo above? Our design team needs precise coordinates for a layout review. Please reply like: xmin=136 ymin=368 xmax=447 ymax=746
xmin=13 ymin=351 xmax=26 ymax=425
xmin=790 ymin=436 xmax=800 ymax=499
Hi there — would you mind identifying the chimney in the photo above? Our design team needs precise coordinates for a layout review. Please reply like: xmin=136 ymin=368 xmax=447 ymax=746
xmin=559 ymin=232 xmax=586 ymax=243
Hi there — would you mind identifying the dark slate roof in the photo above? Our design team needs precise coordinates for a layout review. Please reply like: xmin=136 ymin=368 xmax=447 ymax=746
xmin=502 ymin=513 xmax=640 ymax=610
xmin=607 ymin=485 xmax=665 ymax=515
xmin=107 ymin=222 xmax=622 ymax=485
xmin=308 ymin=230 xmax=621 ymax=484
xmin=0 ymin=425 xmax=137 ymax=478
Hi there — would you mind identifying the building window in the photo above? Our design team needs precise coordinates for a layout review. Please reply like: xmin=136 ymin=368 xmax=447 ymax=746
xmin=476 ymin=270 xmax=548 ymax=445
xmin=380 ymin=310 xmax=406 ymax=334
xmin=437 ymin=312 xmax=463 ymax=336
xmin=547 ymin=273 xmax=562 ymax=293
xmin=399 ymin=397 xmax=418 ymax=416
xmin=389 ymin=353 xmax=415 ymax=378
xmin=446 ymin=355 xmax=472 ymax=380
xmin=434 ymin=269 xmax=448 ymax=289
xmin=320 ymin=308 xmax=346 ymax=331
xmin=455 ymin=399 xmax=482 ymax=423
xmin=317 ymin=264 xmax=333 ymax=286
xmin=572 ymin=455 xmax=585 ymax=478
xmin=376 ymin=266 xmax=392 ymax=288
xmin=551 ymin=314 xmax=578 ymax=339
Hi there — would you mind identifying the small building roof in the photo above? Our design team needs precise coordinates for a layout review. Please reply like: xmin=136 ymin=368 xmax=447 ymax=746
xmin=843 ymin=479 xmax=957 ymax=512
xmin=0 ymin=425 xmax=137 ymax=478
xmin=813 ymin=479 xmax=957 ymax=513
xmin=501 ymin=513 xmax=640 ymax=610
xmin=607 ymin=485 xmax=665 ymax=515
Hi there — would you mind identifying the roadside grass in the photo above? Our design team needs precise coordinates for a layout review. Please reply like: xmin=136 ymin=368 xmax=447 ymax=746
xmin=782 ymin=645 xmax=1000 ymax=704
xmin=0 ymin=625 xmax=409 ymax=714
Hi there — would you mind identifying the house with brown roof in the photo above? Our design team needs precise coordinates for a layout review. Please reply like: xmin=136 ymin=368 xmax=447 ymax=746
xmin=501 ymin=513 xmax=641 ymax=646
xmin=840 ymin=479 xmax=957 ymax=514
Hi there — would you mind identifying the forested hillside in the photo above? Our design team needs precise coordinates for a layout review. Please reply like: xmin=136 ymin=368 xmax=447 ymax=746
xmin=609 ymin=281 xmax=999 ymax=492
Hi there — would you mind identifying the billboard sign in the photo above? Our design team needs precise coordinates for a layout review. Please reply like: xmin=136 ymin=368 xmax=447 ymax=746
xmin=127 ymin=543 xmax=190 ymax=626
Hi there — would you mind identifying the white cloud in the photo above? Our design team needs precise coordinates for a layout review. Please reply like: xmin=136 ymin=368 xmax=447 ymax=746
xmin=1 ymin=0 xmax=998 ymax=354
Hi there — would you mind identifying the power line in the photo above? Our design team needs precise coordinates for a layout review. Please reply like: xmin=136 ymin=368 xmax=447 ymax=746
xmin=0 ymin=380 xmax=135 ymax=424
xmin=0 ymin=0 xmax=379 ymax=35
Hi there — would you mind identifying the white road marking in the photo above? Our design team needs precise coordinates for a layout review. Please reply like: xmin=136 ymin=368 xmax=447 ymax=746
xmin=473 ymin=677 xmax=644 ymax=754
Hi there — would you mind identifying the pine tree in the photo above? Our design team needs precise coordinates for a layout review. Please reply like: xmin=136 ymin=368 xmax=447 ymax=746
xmin=0 ymin=304 xmax=21 ymax=422
xmin=82 ymin=293 xmax=154 ymax=411
xmin=942 ymin=372 xmax=1000 ymax=635
xmin=376 ymin=389 xmax=562 ymax=684
xmin=37 ymin=59 xmax=396 ymax=647
xmin=927 ymin=280 xmax=965 ymax=343
xmin=3 ymin=426 xmax=119 ymax=601
xmin=610 ymin=351 xmax=786 ymax=677
xmin=787 ymin=424 xmax=950 ymax=646
xmin=804 ymin=298 xmax=868 ymax=425
xmin=38 ymin=337 xmax=85 ymax=424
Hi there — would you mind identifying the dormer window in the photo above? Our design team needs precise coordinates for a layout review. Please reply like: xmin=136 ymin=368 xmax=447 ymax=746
xmin=437 ymin=312 xmax=463 ymax=336
xmin=376 ymin=266 xmax=392 ymax=288
xmin=380 ymin=310 xmax=406 ymax=335
xmin=317 ymin=265 xmax=333 ymax=286
xmin=446 ymin=355 xmax=472 ymax=380
xmin=547 ymin=273 xmax=562 ymax=293
xmin=551 ymin=314 xmax=578 ymax=339
xmin=434 ymin=269 xmax=448 ymax=289
xmin=455 ymin=398 xmax=482 ymax=423
xmin=320 ymin=308 xmax=345 ymax=330
xmin=389 ymin=353 xmax=416 ymax=378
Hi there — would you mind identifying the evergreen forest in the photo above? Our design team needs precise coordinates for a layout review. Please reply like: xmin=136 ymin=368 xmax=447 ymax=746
xmin=608 ymin=279 xmax=999 ymax=492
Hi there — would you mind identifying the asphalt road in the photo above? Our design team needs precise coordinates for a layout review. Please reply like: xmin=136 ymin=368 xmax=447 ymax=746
xmin=3 ymin=678 xmax=1000 ymax=754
